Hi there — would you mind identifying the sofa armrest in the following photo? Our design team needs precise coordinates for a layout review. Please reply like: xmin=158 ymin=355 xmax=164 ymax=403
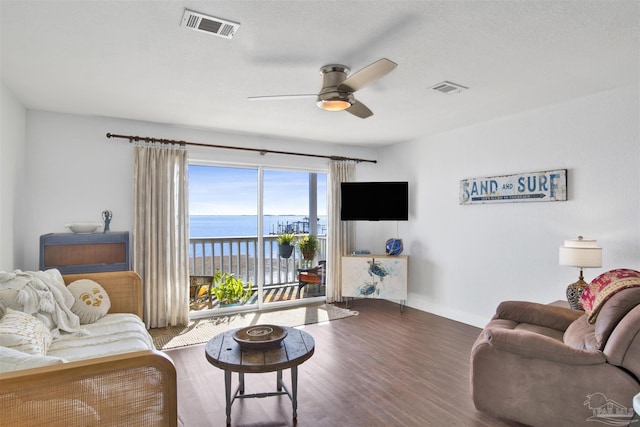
xmin=63 ymin=271 xmax=143 ymax=318
xmin=482 ymin=327 xmax=606 ymax=365
xmin=494 ymin=300 xmax=584 ymax=331
xmin=0 ymin=350 xmax=177 ymax=426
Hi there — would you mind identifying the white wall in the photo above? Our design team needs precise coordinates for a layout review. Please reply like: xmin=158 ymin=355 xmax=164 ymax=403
xmin=0 ymin=81 xmax=26 ymax=270
xmin=9 ymin=86 xmax=639 ymax=328
xmin=367 ymin=86 xmax=639 ymax=326
xmin=19 ymin=111 xmax=377 ymax=271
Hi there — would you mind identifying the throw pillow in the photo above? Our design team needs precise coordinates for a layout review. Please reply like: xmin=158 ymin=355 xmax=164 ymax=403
xmin=0 ymin=271 xmax=32 ymax=316
xmin=0 ymin=308 xmax=52 ymax=355
xmin=581 ymin=268 xmax=640 ymax=323
xmin=0 ymin=345 xmax=66 ymax=373
xmin=67 ymin=280 xmax=111 ymax=324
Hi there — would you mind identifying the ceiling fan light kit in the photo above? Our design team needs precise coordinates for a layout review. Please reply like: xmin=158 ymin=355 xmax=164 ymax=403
xmin=318 ymin=97 xmax=352 ymax=111
xmin=316 ymin=65 xmax=353 ymax=111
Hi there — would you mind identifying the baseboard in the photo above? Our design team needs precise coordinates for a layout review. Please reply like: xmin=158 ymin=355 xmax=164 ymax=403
xmin=405 ymin=295 xmax=489 ymax=329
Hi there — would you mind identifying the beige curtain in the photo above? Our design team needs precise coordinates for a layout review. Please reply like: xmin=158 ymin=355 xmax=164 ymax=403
xmin=133 ymin=144 xmax=190 ymax=328
xmin=326 ymin=161 xmax=356 ymax=303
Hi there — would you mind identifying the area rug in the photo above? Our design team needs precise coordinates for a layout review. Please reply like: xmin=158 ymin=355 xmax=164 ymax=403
xmin=149 ymin=303 xmax=358 ymax=350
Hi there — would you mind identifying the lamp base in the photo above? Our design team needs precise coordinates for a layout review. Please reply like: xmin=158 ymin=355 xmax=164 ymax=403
xmin=566 ymin=278 xmax=588 ymax=310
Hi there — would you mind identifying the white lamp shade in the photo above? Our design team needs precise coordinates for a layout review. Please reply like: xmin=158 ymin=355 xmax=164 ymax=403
xmin=559 ymin=237 xmax=602 ymax=268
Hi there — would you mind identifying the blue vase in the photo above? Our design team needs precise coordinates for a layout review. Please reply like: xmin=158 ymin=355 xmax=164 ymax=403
xmin=385 ymin=238 xmax=403 ymax=256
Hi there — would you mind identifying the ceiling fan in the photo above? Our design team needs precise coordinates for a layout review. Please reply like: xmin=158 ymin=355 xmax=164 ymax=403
xmin=248 ymin=58 xmax=397 ymax=119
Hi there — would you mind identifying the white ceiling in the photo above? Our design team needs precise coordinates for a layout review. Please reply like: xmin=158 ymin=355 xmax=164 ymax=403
xmin=1 ymin=1 xmax=638 ymax=147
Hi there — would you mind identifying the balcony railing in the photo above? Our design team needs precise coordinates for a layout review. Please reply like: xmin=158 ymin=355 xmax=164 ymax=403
xmin=188 ymin=234 xmax=327 ymax=310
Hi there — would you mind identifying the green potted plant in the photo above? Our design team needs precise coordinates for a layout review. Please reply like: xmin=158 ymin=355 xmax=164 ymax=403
xmin=276 ymin=232 xmax=295 ymax=259
xmin=297 ymin=234 xmax=319 ymax=262
xmin=210 ymin=269 xmax=252 ymax=306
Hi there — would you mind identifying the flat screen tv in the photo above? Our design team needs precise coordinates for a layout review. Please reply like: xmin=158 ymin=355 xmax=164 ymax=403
xmin=340 ymin=181 xmax=409 ymax=221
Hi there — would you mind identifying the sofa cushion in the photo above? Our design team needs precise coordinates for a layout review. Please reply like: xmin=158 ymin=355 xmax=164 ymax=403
xmin=0 ymin=345 xmax=67 ymax=372
xmin=593 ymin=287 xmax=640 ymax=349
xmin=494 ymin=300 xmax=583 ymax=331
xmin=0 ymin=308 xmax=52 ymax=355
xmin=67 ymin=279 xmax=111 ymax=324
xmin=563 ymin=315 xmax=598 ymax=350
xmin=483 ymin=327 xmax=606 ymax=365
xmin=48 ymin=313 xmax=154 ymax=361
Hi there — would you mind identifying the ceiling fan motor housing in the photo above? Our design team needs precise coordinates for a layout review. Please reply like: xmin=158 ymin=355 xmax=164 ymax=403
xmin=317 ymin=65 xmax=353 ymax=110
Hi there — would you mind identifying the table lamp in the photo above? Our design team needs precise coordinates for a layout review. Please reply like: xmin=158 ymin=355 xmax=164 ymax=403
xmin=559 ymin=236 xmax=602 ymax=310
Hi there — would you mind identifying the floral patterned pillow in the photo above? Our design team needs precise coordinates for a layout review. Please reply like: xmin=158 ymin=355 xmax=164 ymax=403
xmin=581 ymin=269 xmax=640 ymax=321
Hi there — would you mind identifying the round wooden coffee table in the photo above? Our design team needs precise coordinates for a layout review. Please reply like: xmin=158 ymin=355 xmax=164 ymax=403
xmin=205 ymin=326 xmax=315 ymax=425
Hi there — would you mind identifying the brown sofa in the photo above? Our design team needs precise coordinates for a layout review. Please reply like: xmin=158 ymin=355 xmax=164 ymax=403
xmin=0 ymin=271 xmax=178 ymax=426
xmin=471 ymin=289 xmax=640 ymax=427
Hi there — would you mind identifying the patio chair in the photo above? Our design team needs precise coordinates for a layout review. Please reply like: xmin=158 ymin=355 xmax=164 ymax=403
xmin=189 ymin=275 xmax=214 ymax=309
xmin=296 ymin=261 xmax=326 ymax=297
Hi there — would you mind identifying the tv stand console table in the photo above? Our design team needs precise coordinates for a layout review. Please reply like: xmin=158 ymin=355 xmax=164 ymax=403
xmin=341 ymin=255 xmax=408 ymax=311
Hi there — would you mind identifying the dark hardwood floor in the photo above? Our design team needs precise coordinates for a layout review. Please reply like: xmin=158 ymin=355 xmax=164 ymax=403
xmin=166 ymin=299 xmax=525 ymax=427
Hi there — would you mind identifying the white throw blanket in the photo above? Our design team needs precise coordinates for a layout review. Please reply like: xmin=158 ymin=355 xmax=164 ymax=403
xmin=0 ymin=270 xmax=83 ymax=337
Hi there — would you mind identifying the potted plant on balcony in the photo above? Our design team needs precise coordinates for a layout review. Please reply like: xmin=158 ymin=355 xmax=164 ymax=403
xmin=276 ymin=232 xmax=295 ymax=259
xmin=211 ymin=269 xmax=252 ymax=306
xmin=297 ymin=234 xmax=319 ymax=266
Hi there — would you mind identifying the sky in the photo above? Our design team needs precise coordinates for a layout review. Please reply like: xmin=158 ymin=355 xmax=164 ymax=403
xmin=189 ymin=165 xmax=327 ymax=216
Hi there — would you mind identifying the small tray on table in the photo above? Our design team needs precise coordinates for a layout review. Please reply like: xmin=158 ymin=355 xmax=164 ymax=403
xmin=233 ymin=325 xmax=288 ymax=350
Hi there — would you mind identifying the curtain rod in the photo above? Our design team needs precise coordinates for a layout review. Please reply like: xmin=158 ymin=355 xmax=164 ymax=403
xmin=106 ymin=133 xmax=377 ymax=164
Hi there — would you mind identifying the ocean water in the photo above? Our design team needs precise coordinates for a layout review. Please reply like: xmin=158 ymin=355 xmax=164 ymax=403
xmin=189 ymin=215 xmax=327 ymax=259
xmin=190 ymin=215 xmax=327 ymax=238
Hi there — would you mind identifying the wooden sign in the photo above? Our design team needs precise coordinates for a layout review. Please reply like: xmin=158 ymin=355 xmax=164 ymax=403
xmin=459 ymin=169 xmax=567 ymax=205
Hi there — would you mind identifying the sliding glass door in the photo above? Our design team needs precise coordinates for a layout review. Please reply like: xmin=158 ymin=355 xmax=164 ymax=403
xmin=188 ymin=164 xmax=327 ymax=317
xmin=262 ymin=169 xmax=327 ymax=306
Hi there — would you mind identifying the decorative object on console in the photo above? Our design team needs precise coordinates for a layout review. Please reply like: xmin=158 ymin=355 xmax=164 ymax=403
xmin=385 ymin=238 xmax=403 ymax=256
xmin=352 ymin=250 xmax=371 ymax=255
xmin=65 ymin=223 xmax=101 ymax=234
xmin=102 ymin=210 xmax=113 ymax=233
xmin=559 ymin=236 xmax=602 ymax=310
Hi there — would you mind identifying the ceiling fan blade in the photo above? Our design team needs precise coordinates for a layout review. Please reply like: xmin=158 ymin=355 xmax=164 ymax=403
xmin=338 ymin=58 xmax=397 ymax=92
xmin=248 ymin=94 xmax=316 ymax=101
xmin=346 ymin=100 xmax=373 ymax=119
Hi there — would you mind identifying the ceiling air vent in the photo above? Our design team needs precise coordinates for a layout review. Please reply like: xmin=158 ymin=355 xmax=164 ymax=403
xmin=181 ymin=9 xmax=240 ymax=39
xmin=431 ymin=81 xmax=468 ymax=94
